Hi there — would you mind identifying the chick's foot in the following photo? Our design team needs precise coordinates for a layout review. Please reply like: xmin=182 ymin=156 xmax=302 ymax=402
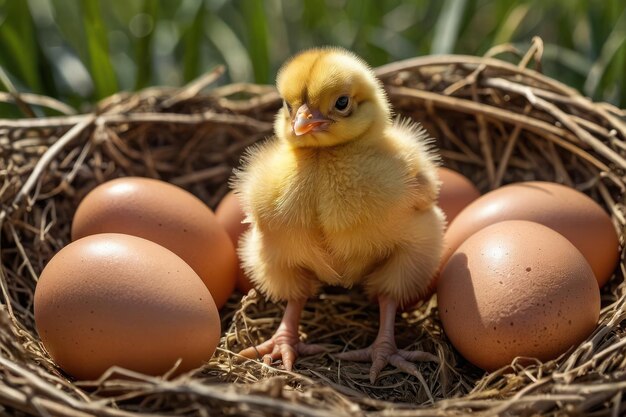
xmin=240 ymin=326 xmax=325 ymax=371
xmin=335 ymin=294 xmax=438 ymax=384
xmin=239 ymin=298 xmax=325 ymax=371
xmin=335 ymin=337 xmax=438 ymax=384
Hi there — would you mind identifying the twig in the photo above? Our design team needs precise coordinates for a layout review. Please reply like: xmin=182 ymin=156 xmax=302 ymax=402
xmin=387 ymin=86 xmax=584 ymax=149
xmin=100 ymin=111 xmax=273 ymax=131
xmin=0 ymin=66 xmax=36 ymax=118
xmin=0 ymin=92 xmax=77 ymax=116
xmin=375 ymin=55 xmax=580 ymax=96
xmin=161 ymin=66 xmax=225 ymax=108
xmin=486 ymin=78 xmax=626 ymax=169
xmin=8 ymin=116 xmax=94 ymax=209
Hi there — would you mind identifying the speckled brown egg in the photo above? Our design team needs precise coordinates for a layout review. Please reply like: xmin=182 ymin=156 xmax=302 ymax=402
xmin=438 ymin=167 xmax=481 ymax=223
xmin=215 ymin=191 xmax=254 ymax=294
xmin=442 ymin=181 xmax=619 ymax=287
xmin=34 ymin=233 xmax=220 ymax=380
xmin=438 ymin=220 xmax=600 ymax=371
xmin=71 ymin=177 xmax=236 ymax=308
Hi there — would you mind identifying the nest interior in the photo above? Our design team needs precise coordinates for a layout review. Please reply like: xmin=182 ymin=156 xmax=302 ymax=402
xmin=1 ymin=39 xmax=626 ymax=417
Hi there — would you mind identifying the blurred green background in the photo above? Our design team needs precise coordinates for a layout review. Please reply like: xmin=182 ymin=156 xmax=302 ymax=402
xmin=0 ymin=0 xmax=625 ymax=113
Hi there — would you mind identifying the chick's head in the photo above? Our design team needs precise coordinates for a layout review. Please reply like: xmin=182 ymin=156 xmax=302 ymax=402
xmin=275 ymin=47 xmax=391 ymax=148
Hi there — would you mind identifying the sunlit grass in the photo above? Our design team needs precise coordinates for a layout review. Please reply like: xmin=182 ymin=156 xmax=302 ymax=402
xmin=0 ymin=0 xmax=624 ymax=108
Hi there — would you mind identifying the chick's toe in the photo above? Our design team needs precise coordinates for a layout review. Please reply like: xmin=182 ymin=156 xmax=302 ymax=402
xmin=239 ymin=298 xmax=326 ymax=371
xmin=336 ymin=340 xmax=438 ymax=384
xmin=335 ymin=295 xmax=438 ymax=384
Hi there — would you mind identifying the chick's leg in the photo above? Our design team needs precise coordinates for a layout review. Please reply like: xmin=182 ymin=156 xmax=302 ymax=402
xmin=239 ymin=298 xmax=325 ymax=370
xmin=336 ymin=294 xmax=438 ymax=383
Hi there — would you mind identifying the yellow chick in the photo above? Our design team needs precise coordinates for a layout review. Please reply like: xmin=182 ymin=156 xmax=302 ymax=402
xmin=236 ymin=47 xmax=444 ymax=383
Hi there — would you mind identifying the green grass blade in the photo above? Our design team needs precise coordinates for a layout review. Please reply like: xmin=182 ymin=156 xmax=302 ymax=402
xmin=614 ymin=42 xmax=626 ymax=107
xmin=542 ymin=44 xmax=593 ymax=76
xmin=591 ymin=37 xmax=626 ymax=106
xmin=182 ymin=0 xmax=204 ymax=83
xmin=240 ymin=0 xmax=270 ymax=83
xmin=345 ymin=0 xmax=388 ymax=64
xmin=80 ymin=0 xmax=118 ymax=99
xmin=0 ymin=1 xmax=43 ymax=93
xmin=492 ymin=4 xmax=530 ymax=45
xmin=431 ymin=0 xmax=468 ymax=54
xmin=583 ymin=7 xmax=626 ymax=100
xmin=205 ymin=15 xmax=253 ymax=83
xmin=134 ymin=0 xmax=158 ymax=90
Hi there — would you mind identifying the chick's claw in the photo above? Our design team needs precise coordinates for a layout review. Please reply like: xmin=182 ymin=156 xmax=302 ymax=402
xmin=239 ymin=299 xmax=325 ymax=371
xmin=240 ymin=331 xmax=325 ymax=371
xmin=336 ymin=342 xmax=438 ymax=384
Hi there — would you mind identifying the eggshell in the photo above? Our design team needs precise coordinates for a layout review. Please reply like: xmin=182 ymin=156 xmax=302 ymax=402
xmin=442 ymin=181 xmax=619 ymax=287
xmin=437 ymin=167 xmax=480 ymax=223
xmin=71 ymin=177 xmax=236 ymax=308
xmin=438 ymin=221 xmax=600 ymax=371
xmin=214 ymin=191 xmax=254 ymax=293
xmin=34 ymin=233 xmax=220 ymax=380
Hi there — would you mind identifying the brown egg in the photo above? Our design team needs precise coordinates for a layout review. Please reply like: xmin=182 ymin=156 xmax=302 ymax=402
xmin=215 ymin=191 xmax=254 ymax=294
xmin=438 ymin=221 xmax=600 ymax=371
xmin=437 ymin=167 xmax=480 ymax=223
xmin=34 ymin=233 xmax=220 ymax=380
xmin=72 ymin=177 xmax=236 ymax=308
xmin=442 ymin=181 xmax=619 ymax=287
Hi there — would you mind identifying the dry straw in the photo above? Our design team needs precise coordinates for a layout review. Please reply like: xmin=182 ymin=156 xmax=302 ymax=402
xmin=1 ymin=38 xmax=625 ymax=416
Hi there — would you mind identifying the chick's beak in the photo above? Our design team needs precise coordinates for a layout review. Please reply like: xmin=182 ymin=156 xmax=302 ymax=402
xmin=292 ymin=104 xmax=330 ymax=136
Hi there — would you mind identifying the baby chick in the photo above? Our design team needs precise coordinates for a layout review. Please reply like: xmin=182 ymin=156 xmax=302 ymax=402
xmin=236 ymin=47 xmax=444 ymax=383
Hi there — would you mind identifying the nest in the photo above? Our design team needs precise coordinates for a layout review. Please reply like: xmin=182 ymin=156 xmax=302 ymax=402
xmin=1 ymin=38 xmax=625 ymax=416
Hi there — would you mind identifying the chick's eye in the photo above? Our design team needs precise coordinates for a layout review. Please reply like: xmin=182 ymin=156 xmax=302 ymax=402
xmin=283 ymin=100 xmax=292 ymax=113
xmin=334 ymin=96 xmax=350 ymax=111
